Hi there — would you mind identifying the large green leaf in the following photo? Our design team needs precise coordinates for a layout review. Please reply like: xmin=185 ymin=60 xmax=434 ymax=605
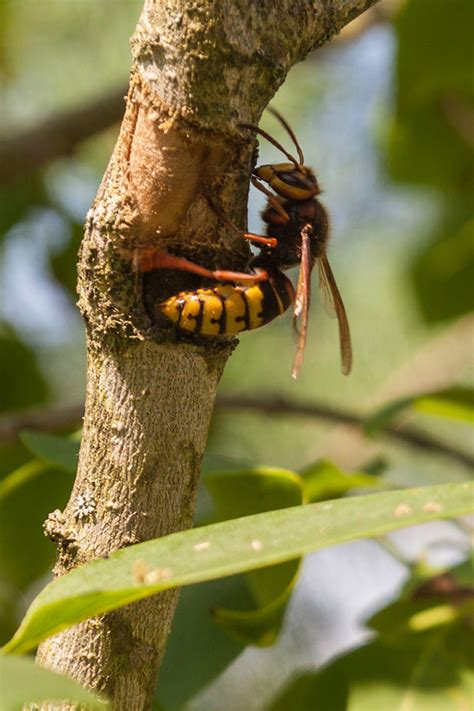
xmin=4 ymin=482 xmax=472 ymax=655
xmin=0 ymin=653 xmax=108 ymax=711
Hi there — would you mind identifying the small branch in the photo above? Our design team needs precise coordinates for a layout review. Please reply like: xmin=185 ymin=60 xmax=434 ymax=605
xmin=0 ymin=403 xmax=84 ymax=443
xmin=334 ymin=0 xmax=397 ymax=44
xmin=215 ymin=395 xmax=474 ymax=470
xmin=0 ymin=86 xmax=127 ymax=184
xmin=2 ymin=395 xmax=472 ymax=470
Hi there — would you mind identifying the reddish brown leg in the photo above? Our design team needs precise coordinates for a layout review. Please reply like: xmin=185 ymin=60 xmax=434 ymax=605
xmin=134 ymin=249 xmax=269 ymax=283
xmin=242 ymin=232 xmax=277 ymax=248
xmin=250 ymin=176 xmax=290 ymax=224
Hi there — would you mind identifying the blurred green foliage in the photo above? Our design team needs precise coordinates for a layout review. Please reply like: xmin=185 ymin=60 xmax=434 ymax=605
xmin=389 ymin=0 xmax=474 ymax=322
xmin=0 ymin=328 xmax=50 ymax=411
xmin=270 ymin=559 xmax=474 ymax=710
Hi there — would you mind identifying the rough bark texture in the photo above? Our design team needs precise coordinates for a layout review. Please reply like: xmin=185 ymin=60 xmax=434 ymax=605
xmin=36 ymin=1 xmax=379 ymax=709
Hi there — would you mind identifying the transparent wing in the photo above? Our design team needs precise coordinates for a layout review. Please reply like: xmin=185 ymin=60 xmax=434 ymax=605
xmin=318 ymin=255 xmax=353 ymax=375
xmin=291 ymin=226 xmax=313 ymax=379
xmin=318 ymin=259 xmax=337 ymax=319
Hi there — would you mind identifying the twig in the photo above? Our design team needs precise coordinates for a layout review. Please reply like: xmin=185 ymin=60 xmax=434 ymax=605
xmin=0 ymin=86 xmax=127 ymax=184
xmin=333 ymin=0 xmax=397 ymax=45
xmin=215 ymin=395 xmax=474 ymax=470
xmin=2 ymin=395 xmax=472 ymax=470
xmin=0 ymin=403 xmax=84 ymax=443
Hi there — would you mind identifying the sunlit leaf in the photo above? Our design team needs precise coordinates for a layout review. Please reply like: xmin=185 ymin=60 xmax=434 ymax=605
xmin=0 ymin=653 xmax=108 ymax=711
xmin=365 ymin=387 xmax=474 ymax=435
xmin=415 ymin=387 xmax=474 ymax=423
xmin=368 ymin=561 xmax=474 ymax=647
xmin=268 ymin=639 xmax=474 ymax=711
xmin=4 ymin=482 xmax=473 ymax=655
xmin=300 ymin=459 xmax=380 ymax=502
xmin=270 ymin=550 xmax=474 ymax=710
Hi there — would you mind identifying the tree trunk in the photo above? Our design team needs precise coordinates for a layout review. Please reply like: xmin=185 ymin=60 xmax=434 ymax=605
xmin=36 ymin=1 xmax=379 ymax=708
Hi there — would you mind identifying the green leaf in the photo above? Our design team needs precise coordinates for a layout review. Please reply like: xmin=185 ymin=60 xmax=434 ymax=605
xmin=368 ymin=598 xmax=466 ymax=644
xmin=365 ymin=387 xmax=474 ymax=435
xmin=0 ymin=653 xmax=108 ymax=710
xmin=270 ymin=550 xmax=474 ymax=710
xmin=4 ymin=482 xmax=472 ymax=655
xmin=155 ymin=577 xmax=248 ymax=710
xmin=20 ymin=431 xmax=80 ymax=473
xmin=415 ymin=387 xmax=474 ymax=423
xmin=204 ymin=467 xmax=302 ymax=645
xmin=211 ymin=567 xmax=299 ymax=647
xmin=367 ymin=559 xmax=474 ymax=646
xmin=268 ymin=639 xmax=474 ymax=711
xmin=300 ymin=459 xmax=380 ymax=503
xmin=0 ymin=460 xmax=74 ymax=589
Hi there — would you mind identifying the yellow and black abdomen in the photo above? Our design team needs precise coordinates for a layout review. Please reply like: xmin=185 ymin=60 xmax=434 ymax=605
xmin=158 ymin=272 xmax=294 ymax=336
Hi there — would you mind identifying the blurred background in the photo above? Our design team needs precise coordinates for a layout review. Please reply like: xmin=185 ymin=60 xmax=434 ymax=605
xmin=0 ymin=0 xmax=472 ymax=709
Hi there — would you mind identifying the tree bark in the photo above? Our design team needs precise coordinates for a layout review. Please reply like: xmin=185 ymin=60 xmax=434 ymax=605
xmin=36 ymin=1 xmax=379 ymax=709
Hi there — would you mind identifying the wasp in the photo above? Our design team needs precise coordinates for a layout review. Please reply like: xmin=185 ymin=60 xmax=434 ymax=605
xmin=136 ymin=109 xmax=352 ymax=378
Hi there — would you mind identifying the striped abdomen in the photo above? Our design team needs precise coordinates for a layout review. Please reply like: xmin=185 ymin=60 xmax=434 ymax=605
xmin=158 ymin=272 xmax=295 ymax=335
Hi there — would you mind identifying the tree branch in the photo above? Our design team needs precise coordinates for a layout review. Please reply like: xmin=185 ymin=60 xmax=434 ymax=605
xmin=33 ymin=1 xmax=380 ymax=708
xmin=0 ymin=403 xmax=84 ymax=443
xmin=0 ymin=87 xmax=127 ymax=184
xmin=2 ymin=393 xmax=471 ymax=469
xmin=216 ymin=395 xmax=474 ymax=470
